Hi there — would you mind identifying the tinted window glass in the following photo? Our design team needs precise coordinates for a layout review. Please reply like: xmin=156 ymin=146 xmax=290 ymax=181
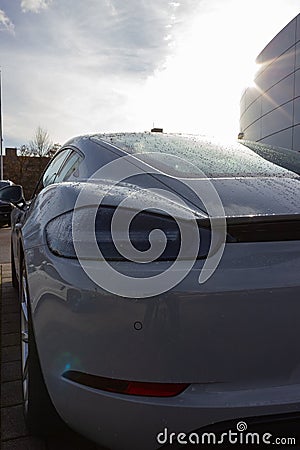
xmin=56 ymin=152 xmax=83 ymax=183
xmin=43 ymin=149 xmax=71 ymax=187
xmin=93 ymin=133 xmax=299 ymax=179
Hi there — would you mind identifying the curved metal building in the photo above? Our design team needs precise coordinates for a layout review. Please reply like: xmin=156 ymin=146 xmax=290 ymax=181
xmin=240 ymin=14 xmax=300 ymax=151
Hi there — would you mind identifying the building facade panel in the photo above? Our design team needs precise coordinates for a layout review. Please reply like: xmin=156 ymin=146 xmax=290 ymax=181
xmin=294 ymin=69 xmax=300 ymax=97
xmin=296 ymin=14 xmax=300 ymax=42
xmin=242 ymin=121 xmax=262 ymax=142
xmin=240 ymin=91 xmax=246 ymax=114
xmin=256 ymin=18 xmax=296 ymax=65
xmin=295 ymin=41 xmax=300 ymax=70
xmin=260 ymin=128 xmax=293 ymax=149
xmin=293 ymin=96 xmax=300 ymax=125
xmin=255 ymin=47 xmax=295 ymax=92
xmin=261 ymin=101 xmax=293 ymax=138
xmin=244 ymin=86 xmax=260 ymax=110
xmin=241 ymin=97 xmax=261 ymax=130
xmin=292 ymin=124 xmax=300 ymax=150
xmin=261 ymin=73 xmax=294 ymax=115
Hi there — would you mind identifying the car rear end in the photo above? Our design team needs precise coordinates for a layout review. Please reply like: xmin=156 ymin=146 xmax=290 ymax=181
xmin=0 ymin=180 xmax=13 ymax=226
xmin=24 ymin=212 xmax=300 ymax=449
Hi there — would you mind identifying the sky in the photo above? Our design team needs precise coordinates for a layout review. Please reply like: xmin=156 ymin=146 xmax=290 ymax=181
xmin=0 ymin=0 xmax=300 ymax=149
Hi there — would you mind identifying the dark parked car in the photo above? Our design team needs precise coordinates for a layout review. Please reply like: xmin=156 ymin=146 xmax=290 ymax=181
xmin=0 ymin=180 xmax=14 ymax=226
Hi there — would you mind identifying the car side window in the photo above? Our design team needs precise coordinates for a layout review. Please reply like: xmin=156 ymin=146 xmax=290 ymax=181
xmin=55 ymin=151 xmax=83 ymax=183
xmin=42 ymin=149 xmax=72 ymax=188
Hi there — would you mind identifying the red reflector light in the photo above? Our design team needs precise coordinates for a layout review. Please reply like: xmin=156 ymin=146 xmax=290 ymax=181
xmin=63 ymin=370 xmax=189 ymax=397
xmin=124 ymin=381 xmax=188 ymax=397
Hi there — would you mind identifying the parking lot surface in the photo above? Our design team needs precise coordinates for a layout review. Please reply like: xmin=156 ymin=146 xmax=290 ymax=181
xmin=0 ymin=226 xmax=106 ymax=450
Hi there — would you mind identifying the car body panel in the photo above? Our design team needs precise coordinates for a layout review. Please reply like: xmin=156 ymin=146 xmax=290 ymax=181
xmin=25 ymin=240 xmax=300 ymax=383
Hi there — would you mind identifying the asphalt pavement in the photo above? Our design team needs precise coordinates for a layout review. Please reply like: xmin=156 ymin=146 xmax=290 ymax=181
xmin=0 ymin=226 xmax=106 ymax=450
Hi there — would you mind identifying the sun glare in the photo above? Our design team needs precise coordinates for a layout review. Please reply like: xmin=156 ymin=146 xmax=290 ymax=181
xmin=131 ymin=2 xmax=260 ymax=139
xmin=130 ymin=0 xmax=300 ymax=141
xmin=241 ymin=62 xmax=261 ymax=88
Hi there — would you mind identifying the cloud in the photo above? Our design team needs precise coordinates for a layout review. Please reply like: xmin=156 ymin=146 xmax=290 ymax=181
xmin=0 ymin=0 xmax=211 ymax=147
xmin=21 ymin=0 xmax=52 ymax=13
xmin=0 ymin=9 xmax=15 ymax=34
xmin=43 ymin=0 xmax=203 ymax=77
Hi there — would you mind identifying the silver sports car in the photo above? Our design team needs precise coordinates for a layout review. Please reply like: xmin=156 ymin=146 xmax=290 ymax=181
xmin=1 ymin=132 xmax=300 ymax=449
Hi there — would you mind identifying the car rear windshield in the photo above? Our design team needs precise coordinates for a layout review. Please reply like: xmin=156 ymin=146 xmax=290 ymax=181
xmin=92 ymin=133 xmax=300 ymax=179
xmin=0 ymin=181 xmax=9 ymax=189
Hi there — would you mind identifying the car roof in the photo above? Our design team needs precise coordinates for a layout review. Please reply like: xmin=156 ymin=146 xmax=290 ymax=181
xmin=0 ymin=180 xmax=13 ymax=187
xmin=88 ymin=132 xmax=299 ymax=179
xmin=62 ymin=132 xmax=300 ymax=179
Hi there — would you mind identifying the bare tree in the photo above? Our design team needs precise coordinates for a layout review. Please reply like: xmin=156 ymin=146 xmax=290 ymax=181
xmin=19 ymin=127 xmax=60 ymax=159
xmin=19 ymin=144 xmax=30 ymax=156
xmin=17 ymin=129 xmax=60 ymax=183
xmin=29 ymin=126 xmax=53 ymax=157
